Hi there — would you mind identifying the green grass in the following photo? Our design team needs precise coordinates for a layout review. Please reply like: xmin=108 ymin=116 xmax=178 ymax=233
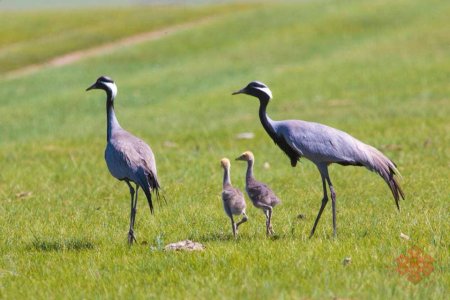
xmin=0 ymin=3 xmax=251 ymax=74
xmin=0 ymin=0 xmax=449 ymax=299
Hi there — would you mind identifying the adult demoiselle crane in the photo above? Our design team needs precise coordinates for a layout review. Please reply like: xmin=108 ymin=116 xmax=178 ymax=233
xmin=236 ymin=151 xmax=281 ymax=236
xmin=220 ymin=158 xmax=248 ymax=237
xmin=86 ymin=76 xmax=161 ymax=244
xmin=232 ymin=81 xmax=404 ymax=237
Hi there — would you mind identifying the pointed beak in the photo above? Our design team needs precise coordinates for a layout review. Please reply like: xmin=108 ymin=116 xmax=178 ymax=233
xmin=235 ymin=155 xmax=245 ymax=161
xmin=86 ymin=82 xmax=98 ymax=91
xmin=232 ymin=88 xmax=245 ymax=95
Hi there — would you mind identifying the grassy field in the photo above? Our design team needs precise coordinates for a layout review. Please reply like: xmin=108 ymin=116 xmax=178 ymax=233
xmin=0 ymin=3 xmax=251 ymax=74
xmin=0 ymin=0 xmax=449 ymax=299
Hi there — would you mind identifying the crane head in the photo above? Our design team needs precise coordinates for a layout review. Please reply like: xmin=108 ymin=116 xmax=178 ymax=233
xmin=232 ymin=81 xmax=272 ymax=101
xmin=220 ymin=158 xmax=231 ymax=169
xmin=86 ymin=76 xmax=117 ymax=99
xmin=235 ymin=151 xmax=254 ymax=162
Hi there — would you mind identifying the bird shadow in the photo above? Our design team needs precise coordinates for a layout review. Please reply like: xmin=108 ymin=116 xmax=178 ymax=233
xmin=196 ymin=231 xmax=293 ymax=243
xmin=195 ymin=232 xmax=239 ymax=243
xmin=28 ymin=237 xmax=95 ymax=252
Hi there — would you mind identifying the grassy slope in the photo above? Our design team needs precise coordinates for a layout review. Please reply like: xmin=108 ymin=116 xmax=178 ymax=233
xmin=0 ymin=3 xmax=250 ymax=74
xmin=0 ymin=0 xmax=449 ymax=299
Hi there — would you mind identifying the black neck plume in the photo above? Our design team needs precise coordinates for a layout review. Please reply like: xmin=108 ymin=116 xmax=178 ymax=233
xmin=257 ymin=97 xmax=300 ymax=167
xmin=258 ymin=98 xmax=278 ymax=141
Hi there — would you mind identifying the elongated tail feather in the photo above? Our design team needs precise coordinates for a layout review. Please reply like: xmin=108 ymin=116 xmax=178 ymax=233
xmin=360 ymin=145 xmax=405 ymax=209
xmin=136 ymin=171 xmax=162 ymax=214
xmin=148 ymin=171 xmax=166 ymax=208
xmin=141 ymin=185 xmax=154 ymax=214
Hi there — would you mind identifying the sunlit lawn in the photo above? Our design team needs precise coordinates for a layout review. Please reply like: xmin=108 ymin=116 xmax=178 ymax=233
xmin=0 ymin=0 xmax=448 ymax=298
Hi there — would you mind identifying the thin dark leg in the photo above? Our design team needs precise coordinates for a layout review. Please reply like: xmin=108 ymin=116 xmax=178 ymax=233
xmin=326 ymin=179 xmax=337 ymax=238
xmin=131 ymin=185 xmax=139 ymax=231
xmin=263 ymin=207 xmax=273 ymax=235
xmin=309 ymin=175 xmax=328 ymax=238
xmin=126 ymin=181 xmax=137 ymax=245
xmin=267 ymin=207 xmax=274 ymax=235
xmin=230 ymin=215 xmax=236 ymax=238
xmin=263 ymin=209 xmax=268 ymax=235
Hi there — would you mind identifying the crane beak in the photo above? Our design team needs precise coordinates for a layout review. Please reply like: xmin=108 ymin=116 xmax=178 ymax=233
xmin=232 ymin=88 xmax=246 ymax=95
xmin=86 ymin=82 xmax=98 ymax=91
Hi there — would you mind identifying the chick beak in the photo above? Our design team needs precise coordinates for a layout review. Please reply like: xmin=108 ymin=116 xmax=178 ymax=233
xmin=235 ymin=155 xmax=245 ymax=161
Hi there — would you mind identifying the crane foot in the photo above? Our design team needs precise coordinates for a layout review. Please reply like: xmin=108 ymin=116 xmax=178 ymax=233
xmin=128 ymin=230 xmax=137 ymax=245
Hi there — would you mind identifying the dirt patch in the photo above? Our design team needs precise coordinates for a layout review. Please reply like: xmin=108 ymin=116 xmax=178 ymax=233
xmin=165 ymin=240 xmax=205 ymax=251
xmin=5 ymin=16 xmax=216 ymax=80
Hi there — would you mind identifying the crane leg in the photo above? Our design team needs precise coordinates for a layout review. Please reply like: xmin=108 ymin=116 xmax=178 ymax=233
xmin=230 ymin=215 xmax=237 ymax=238
xmin=326 ymin=180 xmax=337 ymax=238
xmin=309 ymin=175 xmax=328 ymax=238
xmin=236 ymin=212 xmax=248 ymax=229
xmin=268 ymin=208 xmax=274 ymax=235
xmin=131 ymin=184 xmax=139 ymax=233
xmin=263 ymin=206 xmax=273 ymax=235
xmin=126 ymin=181 xmax=137 ymax=245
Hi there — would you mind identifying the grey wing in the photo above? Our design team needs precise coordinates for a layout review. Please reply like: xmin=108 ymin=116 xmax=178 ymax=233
xmin=221 ymin=191 xmax=233 ymax=218
xmin=222 ymin=186 xmax=246 ymax=216
xmin=247 ymin=180 xmax=280 ymax=207
xmin=107 ymin=130 xmax=159 ymax=186
xmin=105 ymin=140 xmax=136 ymax=181
xmin=128 ymin=135 xmax=161 ymax=192
xmin=133 ymin=138 xmax=158 ymax=177
xmin=274 ymin=120 xmax=404 ymax=204
xmin=276 ymin=120 xmax=366 ymax=165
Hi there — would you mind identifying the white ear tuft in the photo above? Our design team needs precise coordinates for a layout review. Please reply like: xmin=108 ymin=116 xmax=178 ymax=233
xmin=104 ymin=82 xmax=118 ymax=99
xmin=256 ymin=86 xmax=273 ymax=99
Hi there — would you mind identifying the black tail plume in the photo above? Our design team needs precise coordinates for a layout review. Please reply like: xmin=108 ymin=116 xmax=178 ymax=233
xmin=361 ymin=145 xmax=405 ymax=209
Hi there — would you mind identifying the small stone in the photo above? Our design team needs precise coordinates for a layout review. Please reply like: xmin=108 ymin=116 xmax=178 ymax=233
xmin=343 ymin=257 xmax=352 ymax=266
xmin=16 ymin=191 xmax=32 ymax=198
xmin=263 ymin=162 xmax=270 ymax=169
xmin=164 ymin=240 xmax=205 ymax=251
xmin=400 ymin=232 xmax=410 ymax=240
xmin=236 ymin=132 xmax=254 ymax=140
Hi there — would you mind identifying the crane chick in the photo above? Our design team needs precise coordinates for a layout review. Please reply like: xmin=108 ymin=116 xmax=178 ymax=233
xmin=236 ymin=151 xmax=280 ymax=236
xmin=220 ymin=158 xmax=248 ymax=238
xmin=86 ymin=76 xmax=161 ymax=245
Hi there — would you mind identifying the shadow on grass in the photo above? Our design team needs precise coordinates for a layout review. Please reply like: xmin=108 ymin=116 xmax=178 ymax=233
xmin=195 ymin=232 xmax=238 ymax=243
xmin=29 ymin=237 xmax=95 ymax=252
xmin=196 ymin=232 xmax=290 ymax=243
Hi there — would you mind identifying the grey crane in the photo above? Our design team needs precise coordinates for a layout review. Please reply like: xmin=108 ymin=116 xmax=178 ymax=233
xmin=232 ymin=81 xmax=404 ymax=237
xmin=220 ymin=158 xmax=248 ymax=237
xmin=236 ymin=151 xmax=281 ymax=236
xmin=86 ymin=76 xmax=161 ymax=244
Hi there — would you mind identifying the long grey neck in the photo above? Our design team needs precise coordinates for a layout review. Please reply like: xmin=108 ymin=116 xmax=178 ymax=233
xmin=223 ymin=167 xmax=231 ymax=187
xmin=106 ymin=93 xmax=121 ymax=142
xmin=246 ymin=159 xmax=254 ymax=181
